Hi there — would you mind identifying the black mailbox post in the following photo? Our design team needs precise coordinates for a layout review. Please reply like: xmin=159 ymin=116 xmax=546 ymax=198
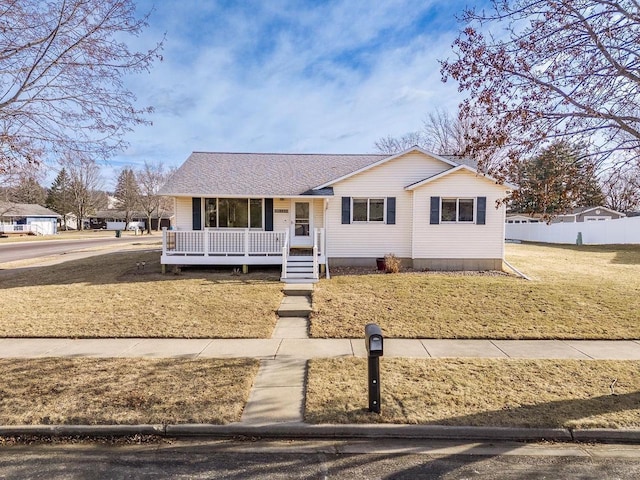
xmin=365 ymin=323 xmax=383 ymax=413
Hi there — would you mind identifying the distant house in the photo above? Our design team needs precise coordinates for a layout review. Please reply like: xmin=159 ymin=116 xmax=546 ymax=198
xmin=506 ymin=214 xmax=542 ymax=224
xmin=88 ymin=210 xmax=173 ymax=231
xmin=158 ymin=147 xmax=513 ymax=282
xmin=507 ymin=207 xmax=625 ymax=225
xmin=0 ymin=202 xmax=61 ymax=235
xmin=551 ymin=206 xmax=626 ymax=223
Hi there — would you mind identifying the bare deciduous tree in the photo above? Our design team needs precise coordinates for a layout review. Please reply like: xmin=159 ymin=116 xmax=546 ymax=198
xmin=0 ymin=0 xmax=163 ymax=173
xmin=61 ymin=154 xmax=105 ymax=230
xmin=440 ymin=0 xmax=640 ymax=173
xmin=601 ymin=166 xmax=640 ymax=213
xmin=374 ymin=132 xmax=425 ymax=155
xmin=136 ymin=161 xmax=171 ymax=234
xmin=374 ymin=109 xmax=501 ymax=170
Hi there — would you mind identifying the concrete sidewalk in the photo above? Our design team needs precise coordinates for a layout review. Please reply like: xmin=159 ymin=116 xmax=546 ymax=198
xmin=1 ymin=337 xmax=639 ymax=360
xmin=3 ymin=336 xmax=640 ymax=443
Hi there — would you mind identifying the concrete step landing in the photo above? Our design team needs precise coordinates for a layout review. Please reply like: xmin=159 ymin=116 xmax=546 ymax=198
xmin=277 ymin=296 xmax=312 ymax=317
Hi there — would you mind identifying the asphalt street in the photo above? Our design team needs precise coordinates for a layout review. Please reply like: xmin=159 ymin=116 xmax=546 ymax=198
xmin=0 ymin=236 xmax=159 ymax=263
xmin=1 ymin=439 xmax=640 ymax=479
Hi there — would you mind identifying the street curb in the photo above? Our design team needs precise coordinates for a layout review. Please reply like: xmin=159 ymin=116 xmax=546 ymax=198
xmin=571 ymin=428 xmax=640 ymax=443
xmin=166 ymin=424 xmax=573 ymax=442
xmin=1 ymin=424 xmax=639 ymax=443
xmin=0 ymin=425 xmax=165 ymax=436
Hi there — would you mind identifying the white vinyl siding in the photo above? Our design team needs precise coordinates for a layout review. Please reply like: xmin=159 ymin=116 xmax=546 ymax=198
xmin=327 ymin=151 xmax=449 ymax=258
xmin=413 ymin=169 xmax=507 ymax=259
xmin=175 ymin=197 xmax=193 ymax=230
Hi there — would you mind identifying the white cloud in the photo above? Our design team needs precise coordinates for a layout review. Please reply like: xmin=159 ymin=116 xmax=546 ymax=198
xmin=107 ymin=0 xmax=471 ymax=180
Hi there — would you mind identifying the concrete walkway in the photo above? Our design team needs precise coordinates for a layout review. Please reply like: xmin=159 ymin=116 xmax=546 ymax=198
xmin=2 ymin=338 xmax=640 ymax=360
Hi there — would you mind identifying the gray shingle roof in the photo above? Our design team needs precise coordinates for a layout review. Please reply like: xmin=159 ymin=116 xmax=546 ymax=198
xmin=159 ymin=152 xmax=388 ymax=197
xmin=0 ymin=202 xmax=60 ymax=218
xmin=159 ymin=150 xmax=476 ymax=197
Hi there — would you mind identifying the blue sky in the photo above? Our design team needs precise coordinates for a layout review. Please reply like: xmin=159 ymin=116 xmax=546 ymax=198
xmin=93 ymin=0 xmax=479 ymax=187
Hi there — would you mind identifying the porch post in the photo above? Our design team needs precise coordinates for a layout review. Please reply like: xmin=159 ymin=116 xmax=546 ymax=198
xmin=203 ymin=229 xmax=209 ymax=256
xmin=244 ymin=228 xmax=250 ymax=257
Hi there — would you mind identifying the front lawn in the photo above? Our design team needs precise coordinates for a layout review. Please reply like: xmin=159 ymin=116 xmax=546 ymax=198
xmin=0 ymin=358 xmax=258 ymax=424
xmin=306 ymin=358 xmax=640 ymax=428
xmin=310 ymin=244 xmax=640 ymax=339
xmin=0 ymin=250 xmax=282 ymax=338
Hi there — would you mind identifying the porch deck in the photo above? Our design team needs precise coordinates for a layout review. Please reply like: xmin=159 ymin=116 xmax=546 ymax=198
xmin=161 ymin=228 xmax=326 ymax=282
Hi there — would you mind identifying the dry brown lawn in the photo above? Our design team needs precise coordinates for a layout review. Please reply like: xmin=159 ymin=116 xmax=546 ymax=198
xmin=306 ymin=358 xmax=640 ymax=429
xmin=311 ymin=243 xmax=640 ymax=339
xmin=0 ymin=358 xmax=258 ymax=424
xmin=0 ymin=250 xmax=282 ymax=338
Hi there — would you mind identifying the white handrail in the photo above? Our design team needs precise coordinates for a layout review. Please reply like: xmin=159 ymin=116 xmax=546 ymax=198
xmin=281 ymin=230 xmax=289 ymax=280
xmin=312 ymin=228 xmax=319 ymax=280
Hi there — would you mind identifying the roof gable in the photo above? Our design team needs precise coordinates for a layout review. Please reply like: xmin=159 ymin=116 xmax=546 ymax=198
xmin=405 ymin=165 xmax=515 ymax=190
xmin=565 ymin=206 xmax=625 ymax=217
xmin=313 ymin=146 xmax=462 ymax=189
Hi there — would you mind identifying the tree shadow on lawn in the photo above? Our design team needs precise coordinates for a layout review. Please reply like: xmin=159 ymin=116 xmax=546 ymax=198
xmin=520 ymin=242 xmax=640 ymax=265
xmin=309 ymin=389 xmax=640 ymax=430
xmin=0 ymin=250 xmax=282 ymax=289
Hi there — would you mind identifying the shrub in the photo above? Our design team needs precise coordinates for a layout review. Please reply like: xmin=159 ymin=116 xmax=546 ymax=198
xmin=383 ymin=254 xmax=401 ymax=274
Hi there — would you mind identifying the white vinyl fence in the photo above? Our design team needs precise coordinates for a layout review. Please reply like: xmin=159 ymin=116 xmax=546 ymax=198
xmin=505 ymin=216 xmax=640 ymax=245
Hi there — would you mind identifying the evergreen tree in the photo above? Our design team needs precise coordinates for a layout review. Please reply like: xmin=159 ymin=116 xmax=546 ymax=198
xmin=8 ymin=175 xmax=47 ymax=205
xmin=114 ymin=168 xmax=140 ymax=228
xmin=509 ymin=142 xmax=604 ymax=217
xmin=47 ymin=168 xmax=74 ymax=230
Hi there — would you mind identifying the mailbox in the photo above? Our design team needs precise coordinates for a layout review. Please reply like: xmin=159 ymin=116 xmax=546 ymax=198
xmin=365 ymin=323 xmax=383 ymax=357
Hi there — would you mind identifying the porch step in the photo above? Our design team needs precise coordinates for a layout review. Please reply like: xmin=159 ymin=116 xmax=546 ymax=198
xmin=282 ymin=284 xmax=314 ymax=296
xmin=285 ymin=272 xmax=315 ymax=279
xmin=281 ymin=277 xmax=319 ymax=284
xmin=277 ymin=295 xmax=312 ymax=317
xmin=282 ymin=256 xmax=318 ymax=284
xmin=287 ymin=266 xmax=314 ymax=273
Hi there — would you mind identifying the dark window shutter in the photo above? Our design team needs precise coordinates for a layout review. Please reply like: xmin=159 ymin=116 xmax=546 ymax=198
xmin=192 ymin=197 xmax=202 ymax=230
xmin=430 ymin=196 xmax=440 ymax=225
xmin=341 ymin=197 xmax=351 ymax=224
xmin=386 ymin=197 xmax=396 ymax=224
xmin=477 ymin=196 xmax=487 ymax=225
xmin=264 ymin=198 xmax=274 ymax=231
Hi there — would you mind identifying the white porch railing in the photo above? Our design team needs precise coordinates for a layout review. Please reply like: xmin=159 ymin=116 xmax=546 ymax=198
xmin=0 ymin=224 xmax=32 ymax=234
xmin=312 ymin=228 xmax=321 ymax=280
xmin=163 ymin=229 xmax=288 ymax=256
xmin=281 ymin=231 xmax=290 ymax=280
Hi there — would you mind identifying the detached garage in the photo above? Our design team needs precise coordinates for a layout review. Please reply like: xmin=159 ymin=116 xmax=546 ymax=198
xmin=0 ymin=202 xmax=61 ymax=236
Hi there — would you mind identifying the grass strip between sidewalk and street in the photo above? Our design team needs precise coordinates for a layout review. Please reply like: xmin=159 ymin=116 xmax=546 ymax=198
xmin=311 ymin=243 xmax=640 ymax=339
xmin=0 ymin=250 xmax=282 ymax=338
xmin=306 ymin=358 xmax=640 ymax=429
xmin=0 ymin=358 xmax=259 ymax=425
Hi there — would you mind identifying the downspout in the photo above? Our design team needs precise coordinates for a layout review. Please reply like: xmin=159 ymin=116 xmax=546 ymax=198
xmin=411 ymin=190 xmax=415 ymax=263
xmin=324 ymin=198 xmax=330 ymax=279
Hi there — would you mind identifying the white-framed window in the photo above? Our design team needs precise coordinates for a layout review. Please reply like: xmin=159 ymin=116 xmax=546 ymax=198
xmin=441 ymin=198 xmax=475 ymax=223
xmin=204 ymin=198 xmax=263 ymax=228
xmin=352 ymin=198 xmax=385 ymax=222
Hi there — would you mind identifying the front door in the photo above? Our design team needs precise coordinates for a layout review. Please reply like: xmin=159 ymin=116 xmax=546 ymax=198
xmin=291 ymin=200 xmax=312 ymax=247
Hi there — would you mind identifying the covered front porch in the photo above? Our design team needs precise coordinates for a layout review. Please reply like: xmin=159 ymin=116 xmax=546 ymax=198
xmin=161 ymin=227 xmax=327 ymax=282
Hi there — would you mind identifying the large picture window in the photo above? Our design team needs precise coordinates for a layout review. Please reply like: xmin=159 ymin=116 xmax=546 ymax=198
xmin=352 ymin=198 xmax=385 ymax=222
xmin=441 ymin=198 xmax=474 ymax=223
xmin=203 ymin=198 xmax=263 ymax=228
